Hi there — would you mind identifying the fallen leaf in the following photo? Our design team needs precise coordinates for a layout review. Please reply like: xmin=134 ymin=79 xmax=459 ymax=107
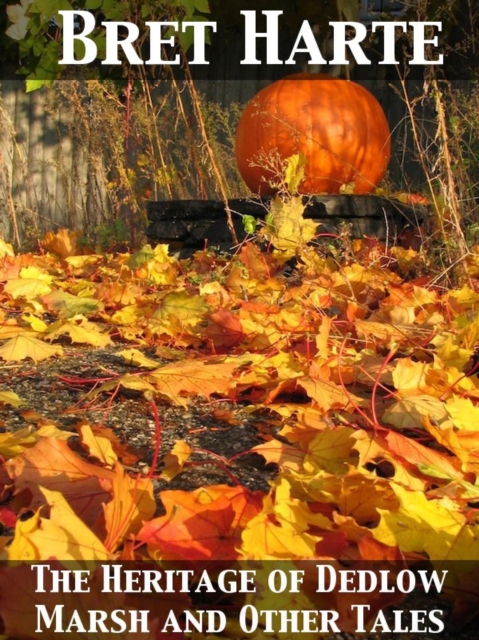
xmin=160 ymin=440 xmax=193 ymax=481
xmin=206 ymin=308 xmax=245 ymax=348
xmin=40 ymin=290 xmax=104 ymax=318
xmin=4 ymin=278 xmax=52 ymax=299
xmin=373 ymin=483 xmax=479 ymax=561
xmin=138 ymin=485 xmax=263 ymax=560
xmin=79 ymin=423 xmax=118 ymax=466
xmin=5 ymin=438 xmax=115 ymax=530
xmin=0 ymin=336 xmax=63 ymax=362
xmin=0 ymin=390 xmax=25 ymax=408
xmin=103 ymin=464 xmax=156 ymax=552
xmin=117 ymin=348 xmax=161 ymax=369
xmin=42 ymin=228 xmax=80 ymax=258
xmin=7 ymin=487 xmax=110 ymax=561
xmin=45 ymin=317 xmax=112 ymax=347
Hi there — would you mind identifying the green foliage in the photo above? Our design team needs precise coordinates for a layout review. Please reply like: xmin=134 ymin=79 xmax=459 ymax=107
xmin=242 ymin=215 xmax=257 ymax=235
xmin=5 ymin=0 xmax=213 ymax=87
xmin=92 ymin=217 xmax=130 ymax=251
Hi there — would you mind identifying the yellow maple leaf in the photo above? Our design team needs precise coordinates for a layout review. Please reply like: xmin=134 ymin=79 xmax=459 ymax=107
xmin=79 ymin=424 xmax=117 ymax=466
xmin=97 ymin=281 xmax=140 ymax=306
xmin=0 ymin=425 xmax=71 ymax=458
xmin=336 ymin=472 xmax=397 ymax=526
xmin=251 ymin=440 xmax=305 ymax=473
xmin=264 ymin=196 xmax=317 ymax=257
xmin=45 ymin=317 xmax=112 ymax=347
xmin=153 ymin=290 xmax=209 ymax=328
xmin=315 ymin=316 xmax=332 ymax=359
xmin=392 ymin=357 xmax=476 ymax=397
xmin=0 ymin=426 xmax=38 ymax=457
xmin=388 ymin=305 xmax=416 ymax=326
xmin=34 ymin=424 xmax=73 ymax=441
xmin=145 ymin=358 xmax=238 ymax=406
xmin=433 ymin=333 xmax=473 ymax=371
xmin=352 ymin=431 xmax=429 ymax=492
xmin=298 ymin=376 xmax=357 ymax=412
xmin=65 ymin=254 xmax=102 ymax=270
xmin=278 ymin=407 xmax=333 ymax=447
xmin=445 ymin=396 xmax=479 ymax=432
xmin=0 ymin=335 xmax=63 ymax=362
xmin=304 ymin=427 xmax=357 ymax=475
xmin=373 ymin=483 xmax=479 ymax=561
xmin=111 ymin=303 xmax=141 ymax=326
xmin=445 ymin=285 xmax=479 ymax=309
xmin=235 ymin=351 xmax=305 ymax=389
xmin=241 ymin=506 xmax=318 ymax=560
xmin=19 ymin=266 xmax=54 ymax=283
xmin=273 ymin=477 xmax=333 ymax=532
xmin=21 ymin=313 xmax=49 ymax=333
xmin=382 ymin=395 xmax=447 ymax=430
xmin=423 ymin=417 xmax=479 ymax=474
xmin=284 ymin=152 xmax=307 ymax=194
xmin=0 ymin=238 xmax=14 ymax=257
xmin=160 ymin=440 xmax=193 ymax=481
xmin=4 ymin=278 xmax=52 ymax=299
xmin=117 ymin=347 xmax=160 ymax=369
xmin=7 ymin=487 xmax=110 ymax=561
xmin=130 ymin=244 xmax=178 ymax=284
xmin=237 ymin=313 xmax=283 ymax=351
xmin=0 ymin=390 xmax=24 ymax=408
xmin=355 ymin=319 xmax=412 ymax=346
xmin=0 ymin=319 xmax=34 ymax=339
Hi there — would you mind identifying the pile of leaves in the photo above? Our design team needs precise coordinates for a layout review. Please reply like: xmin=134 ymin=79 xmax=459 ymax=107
xmin=1 ymin=222 xmax=479 ymax=633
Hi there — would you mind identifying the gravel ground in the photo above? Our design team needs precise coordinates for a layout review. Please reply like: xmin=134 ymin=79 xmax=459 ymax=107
xmin=0 ymin=345 xmax=276 ymax=494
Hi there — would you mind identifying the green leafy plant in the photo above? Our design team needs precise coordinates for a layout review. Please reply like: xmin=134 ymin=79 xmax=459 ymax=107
xmin=5 ymin=0 xmax=214 ymax=90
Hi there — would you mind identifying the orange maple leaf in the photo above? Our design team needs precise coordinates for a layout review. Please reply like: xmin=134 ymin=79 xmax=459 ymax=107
xmin=206 ymin=308 xmax=245 ymax=349
xmin=5 ymin=438 xmax=115 ymax=531
xmin=42 ymin=228 xmax=80 ymax=258
xmin=138 ymin=485 xmax=263 ymax=560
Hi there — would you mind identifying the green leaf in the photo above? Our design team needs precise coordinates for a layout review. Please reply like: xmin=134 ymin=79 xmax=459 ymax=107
xmin=243 ymin=215 xmax=257 ymax=235
xmin=29 ymin=14 xmax=43 ymax=38
xmin=36 ymin=40 xmax=61 ymax=78
xmin=26 ymin=78 xmax=48 ymax=92
xmin=178 ymin=15 xmax=213 ymax=50
xmin=32 ymin=37 xmax=46 ymax=56
xmin=101 ymin=0 xmax=128 ymax=20
xmin=172 ymin=0 xmax=210 ymax=18
xmin=33 ymin=0 xmax=68 ymax=21
xmin=193 ymin=0 xmax=210 ymax=14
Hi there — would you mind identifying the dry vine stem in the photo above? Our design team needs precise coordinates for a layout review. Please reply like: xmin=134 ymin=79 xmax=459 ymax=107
xmin=183 ymin=56 xmax=239 ymax=244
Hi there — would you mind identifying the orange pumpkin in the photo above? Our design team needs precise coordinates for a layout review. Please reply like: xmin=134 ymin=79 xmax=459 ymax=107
xmin=235 ymin=73 xmax=391 ymax=195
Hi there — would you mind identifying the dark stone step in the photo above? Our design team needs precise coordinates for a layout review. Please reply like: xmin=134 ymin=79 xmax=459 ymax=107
xmin=146 ymin=195 xmax=425 ymax=251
